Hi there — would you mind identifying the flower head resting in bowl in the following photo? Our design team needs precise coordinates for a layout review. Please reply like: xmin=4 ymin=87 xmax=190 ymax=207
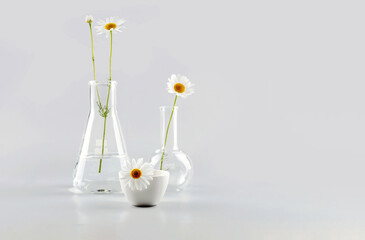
xmin=119 ymin=158 xmax=154 ymax=191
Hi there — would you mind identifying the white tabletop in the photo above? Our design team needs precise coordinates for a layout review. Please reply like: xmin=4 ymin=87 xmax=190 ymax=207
xmin=1 ymin=181 xmax=365 ymax=240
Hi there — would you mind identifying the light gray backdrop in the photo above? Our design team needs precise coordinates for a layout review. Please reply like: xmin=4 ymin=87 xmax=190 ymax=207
xmin=1 ymin=0 xmax=365 ymax=239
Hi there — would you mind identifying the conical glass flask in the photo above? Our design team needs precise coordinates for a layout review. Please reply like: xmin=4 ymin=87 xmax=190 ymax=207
xmin=151 ymin=106 xmax=193 ymax=191
xmin=73 ymin=80 xmax=128 ymax=193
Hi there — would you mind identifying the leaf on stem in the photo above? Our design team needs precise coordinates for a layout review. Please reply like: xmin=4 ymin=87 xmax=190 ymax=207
xmin=97 ymin=101 xmax=110 ymax=118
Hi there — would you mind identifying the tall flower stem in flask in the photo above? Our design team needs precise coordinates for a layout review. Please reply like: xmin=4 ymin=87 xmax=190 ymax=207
xmin=86 ymin=16 xmax=102 ymax=105
xmin=160 ymin=95 xmax=177 ymax=170
xmin=160 ymin=74 xmax=194 ymax=170
xmin=94 ymin=17 xmax=126 ymax=173
xmin=99 ymin=30 xmax=113 ymax=173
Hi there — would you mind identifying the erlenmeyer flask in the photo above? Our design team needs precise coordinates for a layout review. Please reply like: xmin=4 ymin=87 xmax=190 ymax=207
xmin=73 ymin=81 xmax=128 ymax=193
xmin=151 ymin=106 xmax=193 ymax=191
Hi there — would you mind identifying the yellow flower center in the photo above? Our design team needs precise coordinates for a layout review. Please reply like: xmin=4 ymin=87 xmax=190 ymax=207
xmin=174 ymin=83 xmax=185 ymax=93
xmin=130 ymin=169 xmax=142 ymax=179
xmin=105 ymin=23 xmax=117 ymax=30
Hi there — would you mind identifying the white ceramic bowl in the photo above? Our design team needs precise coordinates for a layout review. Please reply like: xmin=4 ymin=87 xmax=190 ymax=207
xmin=120 ymin=170 xmax=169 ymax=206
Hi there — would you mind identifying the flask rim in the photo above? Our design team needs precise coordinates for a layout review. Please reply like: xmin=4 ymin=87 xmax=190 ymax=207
xmin=89 ymin=80 xmax=118 ymax=86
xmin=160 ymin=106 xmax=179 ymax=111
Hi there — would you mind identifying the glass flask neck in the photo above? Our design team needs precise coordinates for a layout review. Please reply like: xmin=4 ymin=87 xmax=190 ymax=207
xmin=89 ymin=81 xmax=118 ymax=113
xmin=160 ymin=106 xmax=179 ymax=151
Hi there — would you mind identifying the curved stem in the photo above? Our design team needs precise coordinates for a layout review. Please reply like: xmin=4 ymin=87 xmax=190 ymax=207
xmin=99 ymin=31 xmax=113 ymax=173
xmin=160 ymin=95 xmax=178 ymax=170
xmin=99 ymin=115 xmax=107 ymax=173
xmin=109 ymin=31 xmax=113 ymax=81
xmin=89 ymin=23 xmax=102 ymax=105
xmin=89 ymin=23 xmax=96 ymax=81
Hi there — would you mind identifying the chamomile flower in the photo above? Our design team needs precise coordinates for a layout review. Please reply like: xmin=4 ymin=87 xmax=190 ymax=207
xmin=85 ymin=15 xmax=93 ymax=23
xmin=160 ymin=74 xmax=194 ymax=169
xmin=119 ymin=158 xmax=154 ymax=191
xmin=95 ymin=17 xmax=126 ymax=38
xmin=167 ymin=74 xmax=194 ymax=98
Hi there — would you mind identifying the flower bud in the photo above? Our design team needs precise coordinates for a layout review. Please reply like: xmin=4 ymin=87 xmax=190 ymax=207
xmin=85 ymin=15 xmax=93 ymax=23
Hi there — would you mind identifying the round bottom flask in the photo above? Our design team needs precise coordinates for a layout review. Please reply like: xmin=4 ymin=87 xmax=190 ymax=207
xmin=151 ymin=106 xmax=192 ymax=191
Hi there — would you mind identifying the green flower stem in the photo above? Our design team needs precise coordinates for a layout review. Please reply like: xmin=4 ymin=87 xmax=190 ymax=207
xmin=99 ymin=112 xmax=108 ymax=173
xmin=89 ymin=23 xmax=96 ymax=80
xmin=109 ymin=31 xmax=113 ymax=81
xmin=160 ymin=95 xmax=178 ymax=170
xmin=99 ymin=31 xmax=113 ymax=173
xmin=88 ymin=22 xmax=102 ymax=105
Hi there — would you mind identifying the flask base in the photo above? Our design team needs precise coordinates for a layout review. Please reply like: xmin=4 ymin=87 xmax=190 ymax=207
xmin=73 ymin=155 xmax=127 ymax=193
xmin=73 ymin=180 xmax=122 ymax=193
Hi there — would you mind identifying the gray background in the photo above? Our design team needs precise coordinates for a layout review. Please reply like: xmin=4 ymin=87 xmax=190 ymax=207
xmin=1 ymin=0 xmax=365 ymax=239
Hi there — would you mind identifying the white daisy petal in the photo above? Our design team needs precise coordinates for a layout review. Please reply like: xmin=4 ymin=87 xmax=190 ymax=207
xmin=120 ymin=172 xmax=130 ymax=178
xmin=135 ymin=180 xmax=142 ymax=191
xmin=132 ymin=158 xmax=137 ymax=166
xmin=140 ymin=179 xmax=148 ymax=189
xmin=116 ymin=19 xmax=126 ymax=25
xmin=182 ymin=78 xmax=189 ymax=85
xmin=127 ymin=160 xmax=132 ymax=169
xmin=144 ymin=172 xmax=153 ymax=178
xmin=145 ymin=168 xmax=154 ymax=173
xmin=136 ymin=158 xmax=143 ymax=168
xmin=140 ymin=177 xmax=151 ymax=186
xmin=127 ymin=181 xmax=133 ymax=191
xmin=140 ymin=163 xmax=151 ymax=171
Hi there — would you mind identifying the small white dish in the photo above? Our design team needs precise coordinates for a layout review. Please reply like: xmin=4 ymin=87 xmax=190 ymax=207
xmin=120 ymin=170 xmax=169 ymax=207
